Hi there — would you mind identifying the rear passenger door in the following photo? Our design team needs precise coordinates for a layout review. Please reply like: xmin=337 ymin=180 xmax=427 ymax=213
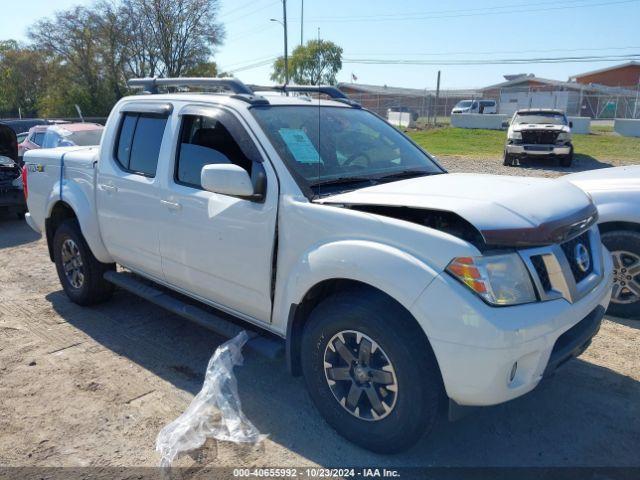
xmin=96 ymin=103 xmax=171 ymax=281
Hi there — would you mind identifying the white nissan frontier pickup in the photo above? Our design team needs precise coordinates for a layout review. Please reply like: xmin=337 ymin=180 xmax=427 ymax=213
xmin=23 ymin=78 xmax=613 ymax=453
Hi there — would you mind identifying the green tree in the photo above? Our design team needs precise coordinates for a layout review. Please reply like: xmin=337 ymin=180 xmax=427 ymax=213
xmin=0 ymin=41 xmax=46 ymax=117
xmin=271 ymin=39 xmax=343 ymax=85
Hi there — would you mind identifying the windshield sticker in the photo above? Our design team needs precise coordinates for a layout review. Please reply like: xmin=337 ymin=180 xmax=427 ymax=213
xmin=278 ymin=128 xmax=321 ymax=164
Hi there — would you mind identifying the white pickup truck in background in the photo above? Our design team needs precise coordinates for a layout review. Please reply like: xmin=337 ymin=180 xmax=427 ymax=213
xmin=23 ymin=78 xmax=613 ymax=453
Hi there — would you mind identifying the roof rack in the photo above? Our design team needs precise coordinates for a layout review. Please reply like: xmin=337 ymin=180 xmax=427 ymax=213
xmin=251 ymin=84 xmax=361 ymax=107
xmin=127 ymin=78 xmax=360 ymax=107
xmin=127 ymin=77 xmax=254 ymax=95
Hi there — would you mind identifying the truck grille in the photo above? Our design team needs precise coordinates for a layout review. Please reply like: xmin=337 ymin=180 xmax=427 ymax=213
xmin=521 ymin=130 xmax=559 ymax=145
xmin=530 ymin=255 xmax=552 ymax=292
xmin=560 ymin=231 xmax=593 ymax=283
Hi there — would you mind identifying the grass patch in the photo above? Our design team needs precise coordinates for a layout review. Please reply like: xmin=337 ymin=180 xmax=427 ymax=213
xmin=408 ymin=127 xmax=640 ymax=162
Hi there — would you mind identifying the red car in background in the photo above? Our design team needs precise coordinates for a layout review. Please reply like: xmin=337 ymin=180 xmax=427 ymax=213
xmin=19 ymin=123 xmax=104 ymax=156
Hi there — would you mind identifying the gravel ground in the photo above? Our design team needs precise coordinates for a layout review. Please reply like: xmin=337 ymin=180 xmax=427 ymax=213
xmin=0 ymin=159 xmax=639 ymax=475
xmin=435 ymin=154 xmax=613 ymax=178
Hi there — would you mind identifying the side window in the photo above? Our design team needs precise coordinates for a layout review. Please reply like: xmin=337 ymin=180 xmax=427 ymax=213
xmin=115 ymin=113 xmax=167 ymax=177
xmin=33 ymin=132 xmax=45 ymax=146
xmin=175 ymin=113 xmax=255 ymax=189
xmin=42 ymin=132 xmax=60 ymax=148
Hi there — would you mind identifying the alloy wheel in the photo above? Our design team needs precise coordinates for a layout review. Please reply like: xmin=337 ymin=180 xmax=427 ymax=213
xmin=323 ymin=330 xmax=398 ymax=421
xmin=611 ymin=250 xmax=640 ymax=305
xmin=61 ymin=238 xmax=85 ymax=289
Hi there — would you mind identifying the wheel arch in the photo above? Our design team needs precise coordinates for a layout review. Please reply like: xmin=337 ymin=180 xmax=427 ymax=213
xmin=45 ymin=184 xmax=113 ymax=264
xmin=599 ymin=221 xmax=640 ymax=235
xmin=285 ymin=278 xmax=443 ymax=388
xmin=45 ymin=201 xmax=78 ymax=261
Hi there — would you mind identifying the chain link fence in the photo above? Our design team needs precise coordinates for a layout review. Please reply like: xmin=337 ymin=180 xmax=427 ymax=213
xmin=345 ymin=89 xmax=640 ymax=124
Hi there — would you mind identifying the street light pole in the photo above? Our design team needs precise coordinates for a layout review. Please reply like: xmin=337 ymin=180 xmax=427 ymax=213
xmin=300 ymin=0 xmax=304 ymax=45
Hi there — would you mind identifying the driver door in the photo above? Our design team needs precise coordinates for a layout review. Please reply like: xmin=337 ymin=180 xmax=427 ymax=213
xmin=159 ymin=106 xmax=278 ymax=324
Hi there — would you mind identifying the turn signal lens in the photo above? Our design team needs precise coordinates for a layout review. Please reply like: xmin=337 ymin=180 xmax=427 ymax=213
xmin=446 ymin=254 xmax=537 ymax=306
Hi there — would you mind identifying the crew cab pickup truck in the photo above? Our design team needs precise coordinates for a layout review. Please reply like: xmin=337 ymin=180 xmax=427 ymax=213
xmin=503 ymin=108 xmax=574 ymax=167
xmin=23 ymin=78 xmax=613 ymax=453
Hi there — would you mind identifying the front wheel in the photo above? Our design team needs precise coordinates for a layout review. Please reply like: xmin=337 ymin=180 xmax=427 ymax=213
xmin=560 ymin=147 xmax=574 ymax=167
xmin=602 ymin=230 xmax=640 ymax=319
xmin=503 ymin=150 xmax=514 ymax=166
xmin=301 ymin=289 xmax=442 ymax=453
xmin=53 ymin=219 xmax=115 ymax=305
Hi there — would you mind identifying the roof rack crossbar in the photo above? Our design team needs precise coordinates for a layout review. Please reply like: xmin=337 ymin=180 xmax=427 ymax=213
xmin=127 ymin=77 xmax=254 ymax=95
xmin=257 ymin=85 xmax=349 ymax=100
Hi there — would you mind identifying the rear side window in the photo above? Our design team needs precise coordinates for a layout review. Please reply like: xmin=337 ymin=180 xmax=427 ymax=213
xmin=115 ymin=113 xmax=167 ymax=176
xmin=32 ymin=132 xmax=45 ymax=146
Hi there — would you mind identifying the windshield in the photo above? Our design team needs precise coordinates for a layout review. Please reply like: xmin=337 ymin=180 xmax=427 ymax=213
xmin=65 ymin=129 xmax=104 ymax=146
xmin=44 ymin=127 xmax=104 ymax=148
xmin=514 ymin=112 xmax=567 ymax=125
xmin=456 ymin=101 xmax=473 ymax=108
xmin=251 ymin=106 xmax=442 ymax=195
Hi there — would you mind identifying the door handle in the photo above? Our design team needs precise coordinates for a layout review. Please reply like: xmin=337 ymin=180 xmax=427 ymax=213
xmin=160 ymin=199 xmax=182 ymax=211
xmin=99 ymin=183 xmax=117 ymax=193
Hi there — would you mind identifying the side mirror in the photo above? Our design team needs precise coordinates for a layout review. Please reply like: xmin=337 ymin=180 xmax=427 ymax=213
xmin=201 ymin=164 xmax=255 ymax=199
xmin=501 ymin=121 xmax=509 ymax=129
xmin=569 ymin=121 xmax=573 ymax=128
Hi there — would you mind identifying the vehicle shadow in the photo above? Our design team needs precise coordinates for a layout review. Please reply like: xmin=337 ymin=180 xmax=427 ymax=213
xmin=607 ymin=315 xmax=640 ymax=331
xmin=516 ymin=154 xmax=613 ymax=174
xmin=47 ymin=288 xmax=640 ymax=468
xmin=0 ymin=215 xmax=41 ymax=248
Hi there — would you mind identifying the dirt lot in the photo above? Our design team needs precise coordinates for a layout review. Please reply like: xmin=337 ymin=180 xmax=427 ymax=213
xmin=0 ymin=156 xmax=639 ymax=473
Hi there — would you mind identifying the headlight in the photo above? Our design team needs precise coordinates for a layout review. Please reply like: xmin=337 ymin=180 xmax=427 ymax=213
xmin=446 ymin=254 xmax=537 ymax=306
xmin=556 ymin=132 xmax=570 ymax=142
xmin=508 ymin=131 xmax=522 ymax=140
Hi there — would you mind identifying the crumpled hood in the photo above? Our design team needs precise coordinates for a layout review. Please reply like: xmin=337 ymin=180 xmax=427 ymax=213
xmin=316 ymin=173 xmax=597 ymax=247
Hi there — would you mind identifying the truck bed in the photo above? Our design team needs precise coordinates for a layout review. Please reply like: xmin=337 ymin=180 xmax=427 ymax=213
xmin=24 ymin=146 xmax=99 ymax=233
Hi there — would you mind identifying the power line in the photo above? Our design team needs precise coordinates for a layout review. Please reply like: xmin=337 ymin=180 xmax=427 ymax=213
xmin=303 ymin=0 xmax=638 ymax=23
xmin=221 ymin=53 xmax=280 ymax=70
xmin=223 ymin=0 xmax=281 ymax=25
xmin=220 ymin=0 xmax=271 ymax=18
xmin=346 ymin=46 xmax=640 ymax=58
xmin=343 ymin=53 xmax=640 ymax=66
xmin=229 ymin=57 xmax=278 ymax=73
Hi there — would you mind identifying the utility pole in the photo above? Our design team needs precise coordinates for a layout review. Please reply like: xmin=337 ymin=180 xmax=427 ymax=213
xmin=283 ymin=0 xmax=289 ymax=85
xmin=271 ymin=1 xmax=289 ymax=85
xmin=300 ymin=0 xmax=304 ymax=45
xmin=433 ymin=70 xmax=441 ymax=125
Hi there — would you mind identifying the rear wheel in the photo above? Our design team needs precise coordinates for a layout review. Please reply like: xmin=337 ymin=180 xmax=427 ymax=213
xmin=602 ymin=230 xmax=640 ymax=319
xmin=53 ymin=219 xmax=115 ymax=305
xmin=301 ymin=288 xmax=442 ymax=453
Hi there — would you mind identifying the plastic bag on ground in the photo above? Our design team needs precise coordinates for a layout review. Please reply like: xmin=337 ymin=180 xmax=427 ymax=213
xmin=156 ymin=331 xmax=266 ymax=467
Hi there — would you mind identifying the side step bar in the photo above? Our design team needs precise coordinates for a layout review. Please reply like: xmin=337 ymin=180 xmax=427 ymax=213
xmin=103 ymin=271 xmax=283 ymax=360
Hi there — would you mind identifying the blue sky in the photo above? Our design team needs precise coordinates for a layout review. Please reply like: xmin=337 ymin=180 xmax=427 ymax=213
xmin=2 ymin=0 xmax=639 ymax=89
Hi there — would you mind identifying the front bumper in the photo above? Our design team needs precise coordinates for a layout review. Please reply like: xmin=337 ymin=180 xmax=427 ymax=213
xmin=506 ymin=144 xmax=571 ymax=156
xmin=410 ymin=252 xmax=613 ymax=407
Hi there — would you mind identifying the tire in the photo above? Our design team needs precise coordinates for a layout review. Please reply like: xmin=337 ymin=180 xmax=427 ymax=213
xmin=503 ymin=150 xmax=514 ymax=166
xmin=560 ymin=147 xmax=574 ymax=167
xmin=601 ymin=230 xmax=640 ymax=319
xmin=53 ymin=219 xmax=115 ymax=306
xmin=301 ymin=288 xmax=442 ymax=453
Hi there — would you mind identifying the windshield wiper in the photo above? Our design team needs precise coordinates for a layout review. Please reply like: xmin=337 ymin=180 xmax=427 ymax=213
xmin=374 ymin=169 xmax=441 ymax=182
xmin=309 ymin=176 xmax=377 ymax=187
